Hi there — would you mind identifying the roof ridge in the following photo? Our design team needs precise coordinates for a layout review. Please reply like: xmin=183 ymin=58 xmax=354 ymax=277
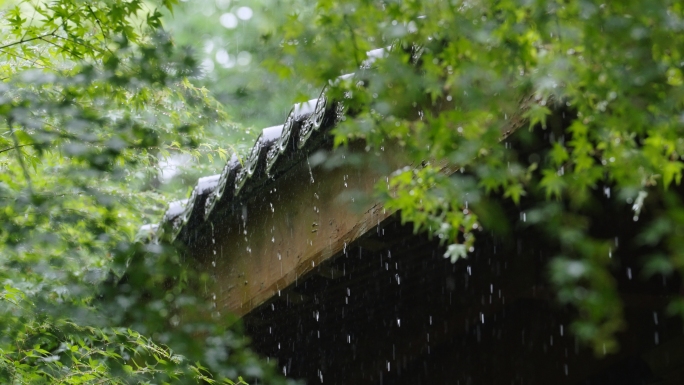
xmin=136 ymin=46 xmax=395 ymax=243
xmin=139 ymin=81 xmax=345 ymax=244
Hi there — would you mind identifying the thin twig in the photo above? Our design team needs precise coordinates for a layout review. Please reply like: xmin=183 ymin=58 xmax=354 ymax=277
xmin=343 ymin=15 xmax=362 ymax=68
xmin=7 ymin=118 xmax=33 ymax=193
xmin=0 ymin=6 xmax=74 ymax=51
xmin=0 ymin=33 xmax=54 ymax=50
xmin=0 ymin=143 xmax=34 ymax=154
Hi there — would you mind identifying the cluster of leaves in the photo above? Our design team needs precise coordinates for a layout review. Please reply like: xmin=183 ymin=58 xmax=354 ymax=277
xmin=161 ymin=0 xmax=318 ymax=129
xmin=267 ymin=0 xmax=684 ymax=354
xmin=0 ymin=0 xmax=293 ymax=383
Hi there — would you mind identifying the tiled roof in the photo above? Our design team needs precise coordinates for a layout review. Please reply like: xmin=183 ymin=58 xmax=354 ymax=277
xmin=139 ymin=84 xmax=347 ymax=244
xmin=138 ymin=46 xmax=395 ymax=244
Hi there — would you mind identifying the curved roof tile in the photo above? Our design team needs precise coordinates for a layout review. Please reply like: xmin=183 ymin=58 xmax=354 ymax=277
xmin=138 ymin=61 xmax=372 ymax=244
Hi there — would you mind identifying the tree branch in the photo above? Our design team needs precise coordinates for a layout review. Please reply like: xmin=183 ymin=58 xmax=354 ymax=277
xmin=0 ymin=33 xmax=54 ymax=50
xmin=343 ymin=16 xmax=362 ymax=69
xmin=7 ymin=118 xmax=33 ymax=193
xmin=0 ymin=144 xmax=34 ymax=155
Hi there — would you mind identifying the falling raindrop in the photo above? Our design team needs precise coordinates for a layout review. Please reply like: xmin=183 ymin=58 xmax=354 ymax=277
xmin=397 ymin=318 xmax=401 ymax=327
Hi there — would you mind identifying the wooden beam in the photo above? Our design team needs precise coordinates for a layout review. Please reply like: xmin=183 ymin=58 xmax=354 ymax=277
xmin=193 ymin=141 xmax=406 ymax=317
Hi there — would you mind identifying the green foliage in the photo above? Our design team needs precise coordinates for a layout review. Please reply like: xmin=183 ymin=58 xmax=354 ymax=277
xmin=0 ymin=0 xmax=292 ymax=383
xmin=266 ymin=0 xmax=684 ymax=355
xmin=161 ymin=0 xmax=318 ymax=129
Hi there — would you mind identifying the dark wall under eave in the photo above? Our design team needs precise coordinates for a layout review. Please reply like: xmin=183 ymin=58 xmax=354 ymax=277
xmin=243 ymin=211 xmax=683 ymax=385
xmin=241 ymin=109 xmax=684 ymax=385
